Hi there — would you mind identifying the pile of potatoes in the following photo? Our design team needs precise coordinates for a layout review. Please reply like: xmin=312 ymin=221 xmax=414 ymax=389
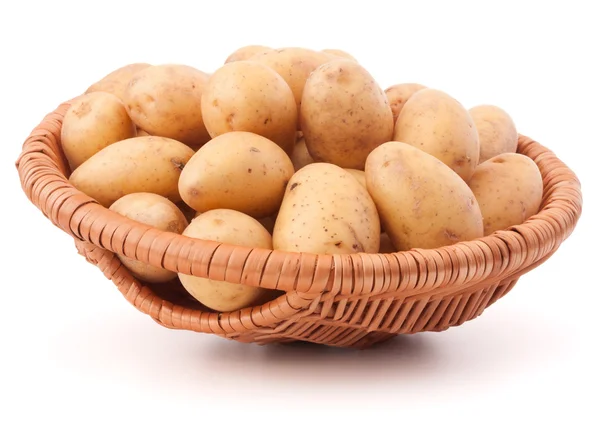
xmin=63 ymin=45 xmax=543 ymax=313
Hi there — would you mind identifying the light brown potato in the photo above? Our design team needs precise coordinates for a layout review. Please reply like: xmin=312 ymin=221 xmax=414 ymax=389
xmin=178 ymin=209 xmax=276 ymax=312
xmin=136 ymin=127 xmax=151 ymax=137
xmin=179 ymin=132 xmax=294 ymax=218
xmin=70 ymin=136 xmax=194 ymax=207
xmin=124 ymin=64 xmax=211 ymax=149
xmin=225 ymin=45 xmax=273 ymax=63
xmin=109 ymin=193 xmax=188 ymax=283
xmin=379 ymin=233 xmax=396 ymax=253
xmin=385 ymin=83 xmax=427 ymax=124
xmin=469 ymin=105 xmax=518 ymax=163
xmin=201 ymin=61 xmax=297 ymax=154
xmin=85 ymin=63 xmax=151 ymax=102
xmin=468 ymin=153 xmax=543 ymax=235
xmin=344 ymin=169 xmax=367 ymax=189
xmin=322 ymin=49 xmax=357 ymax=61
xmin=393 ymin=88 xmax=480 ymax=181
xmin=301 ymin=59 xmax=394 ymax=169
xmin=249 ymin=47 xmax=332 ymax=110
xmin=291 ymin=136 xmax=315 ymax=171
xmin=61 ymin=92 xmax=136 ymax=171
xmin=365 ymin=142 xmax=484 ymax=250
xmin=273 ymin=163 xmax=380 ymax=254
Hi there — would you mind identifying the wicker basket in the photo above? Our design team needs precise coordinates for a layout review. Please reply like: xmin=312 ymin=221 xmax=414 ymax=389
xmin=16 ymin=100 xmax=583 ymax=349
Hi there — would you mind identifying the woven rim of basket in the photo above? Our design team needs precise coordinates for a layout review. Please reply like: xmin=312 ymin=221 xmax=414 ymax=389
xmin=16 ymin=100 xmax=583 ymax=332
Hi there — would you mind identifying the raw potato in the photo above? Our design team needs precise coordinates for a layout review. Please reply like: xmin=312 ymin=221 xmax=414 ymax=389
xmin=365 ymin=142 xmax=484 ymax=250
xmin=70 ymin=136 xmax=194 ymax=207
xmin=109 ymin=193 xmax=188 ymax=283
xmin=179 ymin=132 xmax=294 ymax=218
xmin=344 ymin=169 xmax=366 ymax=189
xmin=178 ymin=209 xmax=276 ymax=312
xmin=291 ymin=135 xmax=315 ymax=171
xmin=201 ymin=61 xmax=297 ymax=154
xmin=124 ymin=64 xmax=211 ymax=149
xmin=322 ymin=49 xmax=357 ymax=61
xmin=301 ymin=59 xmax=394 ymax=169
xmin=136 ymin=127 xmax=151 ymax=137
xmin=250 ymin=47 xmax=332 ymax=110
xmin=273 ymin=163 xmax=380 ymax=254
xmin=61 ymin=92 xmax=136 ymax=171
xmin=469 ymin=105 xmax=518 ymax=163
xmin=225 ymin=45 xmax=273 ymax=63
xmin=85 ymin=63 xmax=151 ymax=102
xmin=393 ymin=88 xmax=480 ymax=181
xmin=385 ymin=83 xmax=427 ymax=124
xmin=468 ymin=153 xmax=543 ymax=235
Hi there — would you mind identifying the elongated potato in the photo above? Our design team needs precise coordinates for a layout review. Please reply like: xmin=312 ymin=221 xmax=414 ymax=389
xmin=468 ymin=153 xmax=543 ymax=235
xmin=469 ymin=105 xmax=518 ymax=163
xmin=70 ymin=136 xmax=194 ymax=207
xmin=61 ymin=92 xmax=136 ymax=170
xmin=225 ymin=45 xmax=273 ymax=63
xmin=365 ymin=142 xmax=483 ymax=250
xmin=109 ymin=193 xmax=188 ymax=283
xmin=393 ymin=88 xmax=480 ymax=181
xmin=273 ymin=163 xmax=380 ymax=254
xmin=385 ymin=83 xmax=427 ymax=124
xmin=85 ymin=63 xmax=151 ymax=102
xmin=178 ymin=209 xmax=277 ymax=312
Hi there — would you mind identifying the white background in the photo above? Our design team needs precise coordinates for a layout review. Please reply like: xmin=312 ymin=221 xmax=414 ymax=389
xmin=1 ymin=1 xmax=598 ymax=423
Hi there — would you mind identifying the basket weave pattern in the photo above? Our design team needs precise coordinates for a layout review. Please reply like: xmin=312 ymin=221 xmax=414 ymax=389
xmin=16 ymin=101 xmax=583 ymax=348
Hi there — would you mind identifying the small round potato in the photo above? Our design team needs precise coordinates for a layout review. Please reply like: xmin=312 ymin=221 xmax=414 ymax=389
xmin=468 ymin=153 xmax=543 ymax=235
xmin=322 ymin=49 xmax=357 ymax=61
xmin=301 ymin=59 xmax=394 ymax=169
xmin=178 ymin=209 xmax=276 ymax=312
xmin=109 ymin=193 xmax=188 ymax=283
xmin=201 ymin=61 xmax=297 ymax=154
xmin=179 ymin=132 xmax=295 ymax=218
xmin=393 ymin=88 xmax=480 ymax=181
xmin=85 ymin=63 xmax=151 ymax=102
xmin=124 ymin=64 xmax=211 ymax=149
xmin=385 ymin=83 xmax=427 ymax=124
xmin=61 ymin=92 xmax=136 ymax=171
xmin=469 ymin=105 xmax=518 ymax=163
xmin=225 ymin=45 xmax=273 ymax=63
xmin=290 ymin=135 xmax=315 ymax=171
xmin=365 ymin=142 xmax=484 ymax=250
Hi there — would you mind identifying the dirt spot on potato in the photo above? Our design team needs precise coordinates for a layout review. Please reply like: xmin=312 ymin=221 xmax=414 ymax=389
xmin=290 ymin=182 xmax=300 ymax=191
xmin=171 ymin=158 xmax=186 ymax=171
xmin=443 ymin=229 xmax=459 ymax=242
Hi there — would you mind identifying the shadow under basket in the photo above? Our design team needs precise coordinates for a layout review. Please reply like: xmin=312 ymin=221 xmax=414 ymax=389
xmin=16 ymin=100 xmax=583 ymax=349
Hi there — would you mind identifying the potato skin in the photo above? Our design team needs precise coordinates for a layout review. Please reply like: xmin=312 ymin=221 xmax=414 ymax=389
xmin=69 ymin=136 xmax=194 ymax=207
xmin=225 ymin=45 xmax=273 ymax=63
xmin=300 ymin=59 xmax=394 ymax=170
xmin=85 ymin=63 xmax=151 ymax=102
xmin=124 ymin=64 xmax=210 ymax=149
xmin=273 ymin=163 xmax=380 ymax=254
xmin=393 ymin=88 xmax=480 ymax=181
xmin=384 ymin=83 xmax=427 ymax=124
xmin=322 ymin=49 xmax=357 ymax=61
xmin=178 ymin=209 xmax=275 ymax=312
xmin=201 ymin=61 xmax=297 ymax=154
xmin=469 ymin=105 xmax=518 ymax=163
xmin=290 ymin=135 xmax=315 ymax=171
xmin=61 ymin=92 xmax=136 ymax=171
xmin=343 ymin=169 xmax=367 ymax=189
xmin=109 ymin=193 xmax=188 ymax=283
xmin=365 ymin=142 xmax=484 ymax=250
xmin=179 ymin=132 xmax=294 ymax=218
xmin=468 ymin=153 xmax=543 ymax=235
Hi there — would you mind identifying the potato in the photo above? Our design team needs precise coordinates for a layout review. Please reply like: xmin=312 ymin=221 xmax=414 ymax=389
xmin=273 ymin=163 xmax=380 ymax=254
xmin=70 ymin=136 xmax=194 ymax=207
xmin=469 ymin=105 xmax=518 ymax=163
xmin=136 ymin=127 xmax=151 ymax=137
xmin=249 ymin=47 xmax=332 ymax=110
xmin=61 ymin=92 xmax=136 ymax=171
xmin=365 ymin=142 xmax=484 ymax=250
xmin=85 ymin=63 xmax=151 ymax=102
xmin=109 ymin=193 xmax=188 ymax=283
xmin=322 ymin=49 xmax=357 ymax=61
xmin=179 ymin=132 xmax=294 ymax=218
xmin=225 ymin=45 xmax=273 ymax=63
xmin=384 ymin=83 xmax=427 ymax=124
xmin=124 ymin=64 xmax=211 ymax=149
xmin=257 ymin=214 xmax=277 ymax=234
xmin=201 ymin=61 xmax=297 ymax=154
xmin=468 ymin=153 xmax=543 ymax=235
xmin=178 ymin=209 xmax=276 ymax=312
xmin=393 ymin=88 xmax=480 ymax=181
xmin=290 ymin=135 xmax=315 ymax=171
xmin=343 ymin=169 xmax=366 ymax=189
xmin=300 ymin=59 xmax=394 ymax=169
